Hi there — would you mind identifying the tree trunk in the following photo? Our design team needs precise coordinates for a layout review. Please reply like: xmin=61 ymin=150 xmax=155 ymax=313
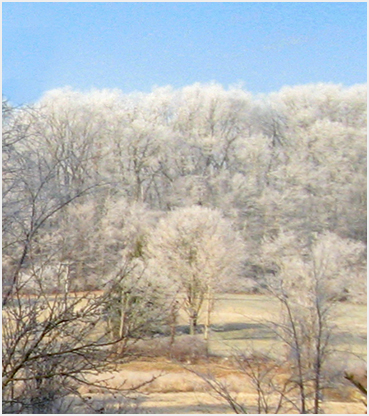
xmin=204 ymin=288 xmax=212 ymax=341
xmin=170 ymin=301 xmax=179 ymax=346
xmin=204 ymin=289 xmax=212 ymax=357
xmin=119 ymin=290 xmax=129 ymax=355
xmin=189 ymin=313 xmax=198 ymax=336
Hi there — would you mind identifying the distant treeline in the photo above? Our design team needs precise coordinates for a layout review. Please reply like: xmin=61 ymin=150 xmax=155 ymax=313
xmin=3 ymin=82 xmax=366 ymax=293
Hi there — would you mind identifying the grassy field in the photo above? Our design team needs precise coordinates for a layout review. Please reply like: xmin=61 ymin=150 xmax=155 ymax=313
xmin=77 ymin=293 xmax=366 ymax=414
xmin=8 ymin=292 xmax=365 ymax=413
xmin=177 ymin=294 xmax=367 ymax=362
xmin=79 ymin=355 xmax=367 ymax=414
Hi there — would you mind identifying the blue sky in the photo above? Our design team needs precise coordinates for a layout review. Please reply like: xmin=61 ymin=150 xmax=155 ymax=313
xmin=2 ymin=2 xmax=367 ymax=105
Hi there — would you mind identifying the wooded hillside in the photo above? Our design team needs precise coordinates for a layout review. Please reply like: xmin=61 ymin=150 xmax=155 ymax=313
xmin=3 ymin=82 xmax=366 ymax=296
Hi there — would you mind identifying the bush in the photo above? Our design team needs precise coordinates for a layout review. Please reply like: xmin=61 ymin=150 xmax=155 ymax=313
xmin=127 ymin=335 xmax=208 ymax=363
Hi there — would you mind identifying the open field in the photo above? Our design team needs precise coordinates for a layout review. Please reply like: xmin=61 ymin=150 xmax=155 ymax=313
xmin=179 ymin=294 xmax=367 ymax=361
xmin=78 ymin=293 xmax=367 ymax=414
xmin=79 ymin=357 xmax=367 ymax=414
xmin=5 ymin=292 xmax=365 ymax=413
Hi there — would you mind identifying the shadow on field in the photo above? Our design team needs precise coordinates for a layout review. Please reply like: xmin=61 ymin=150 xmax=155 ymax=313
xmin=331 ymin=331 xmax=367 ymax=347
xmin=139 ymin=402 xmax=252 ymax=414
xmin=211 ymin=322 xmax=276 ymax=341
xmin=167 ymin=324 xmax=366 ymax=349
xmin=211 ymin=322 xmax=267 ymax=332
xmin=174 ymin=322 xmax=276 ymax=340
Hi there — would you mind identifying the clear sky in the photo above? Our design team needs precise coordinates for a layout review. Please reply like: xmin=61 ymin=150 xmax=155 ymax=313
xmin=2 ymin=2 xmax=367 ymax=105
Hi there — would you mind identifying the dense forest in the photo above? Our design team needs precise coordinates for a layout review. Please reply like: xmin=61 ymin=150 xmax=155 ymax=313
xmin=2 ymin=82 xmax=367 ymax=413
xmin=3 ymin=82 xmax=366 ymax=295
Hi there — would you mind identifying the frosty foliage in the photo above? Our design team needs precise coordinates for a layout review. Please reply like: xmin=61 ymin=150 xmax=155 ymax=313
xmin=2 ymin=83 xmax=366 ymax=414
xmin=2 ymin=82 xmax=366 ymax=300
xmin=257 ymin=230 xmax=366 ymax=413
xmin=145 ymin=205 xmax=245 ymax=330
xmin=146 ymin=205 xmax=245 ymax=291
xmin=260 ymin=231 xmax=366 ymax=304
xmin=103 ymin=257 xmax=173 ymax=340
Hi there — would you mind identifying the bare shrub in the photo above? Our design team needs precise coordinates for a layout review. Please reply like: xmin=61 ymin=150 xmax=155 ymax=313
xmin=127 ymin=335 xmax=208 ymax=363
xmin=188 ymin=348 xmax=297 ymax=414
xmin=170 ymin=335 xmax=208 ymax=363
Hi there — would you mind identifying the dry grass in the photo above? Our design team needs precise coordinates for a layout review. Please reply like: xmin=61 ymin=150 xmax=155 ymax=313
xmin=9 ymin=291 xmax=364 ymax=413
xmin=79 ymin=356 xmax=367 ymax=414
xmin=78 ymin=293 xmax=366 ymax=413
xmin=80 ymin=356 xmax=249 ymax=395
xmin=204 ymin=294 xmax=367 ymax=362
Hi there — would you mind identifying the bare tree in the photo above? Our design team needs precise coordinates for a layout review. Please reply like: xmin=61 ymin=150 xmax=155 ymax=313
xmin=3 ymin=81 xmax=366 ymax=412
xmin=187 ymin=347 xmax=297 ymax=414
xmin=2 ymin=103 xmax=98 ymax=305
xmin=260 ymin=231 xmax=366 ymax=413
xmin=1 ymin=103 xmax=157 ymax=413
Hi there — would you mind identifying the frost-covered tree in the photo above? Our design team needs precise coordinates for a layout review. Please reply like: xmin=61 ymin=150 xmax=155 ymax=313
xmin=265 ymin=83 xmax=367 ymax=242
xmin=3 ymin=81 xmax=366 ymax=295
xmin=2 ymin=99 xmax=130 ymax=413
xmin=103 ymin=258 xmax=174 ymax=353
xmin=3 ymin=80 xmax=366 ymax=411
xmin=92 ymin=197 xmax=174 ymax=349
xmin=260 ymin=231 xmax=366 ymax=413
xmin=146 ymin=205 xmax=245 ymax=335
xmin=175 ymin=83 xmax=252 ymax=173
